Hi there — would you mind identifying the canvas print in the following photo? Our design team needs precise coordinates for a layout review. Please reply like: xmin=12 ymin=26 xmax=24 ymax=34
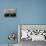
xmin=4 ymin=9 xmax=16 ymax=17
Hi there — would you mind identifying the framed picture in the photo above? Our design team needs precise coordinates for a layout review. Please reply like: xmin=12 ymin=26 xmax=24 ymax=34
xmin=4 ymin=8 xmax=16 ymax=17
xmin=18 ymin=24 xmax=46 ymax=41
